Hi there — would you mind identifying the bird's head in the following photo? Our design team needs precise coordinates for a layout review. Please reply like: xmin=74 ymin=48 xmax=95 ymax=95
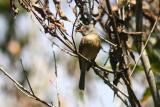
xmin=76 ymin=24 xmax=97 ymax=36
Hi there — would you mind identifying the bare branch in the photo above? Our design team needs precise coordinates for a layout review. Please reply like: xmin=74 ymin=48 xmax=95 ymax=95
xmin=130 ymin=17 xmax=158 ymax=77
xmin=53 ymin=51 xmax=61 ymax=107
xmin=99 ymin=34 xmax=117 ymax=47
xmin=52 ymin=41 xmax=77 ymax=57
xmin=20 ymin=59 xmax=35 ymax=95
xmin=0 ymin=67 xmax=54 ymax=107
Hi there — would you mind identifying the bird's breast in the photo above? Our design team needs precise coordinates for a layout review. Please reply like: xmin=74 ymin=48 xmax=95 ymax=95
xmin=80 ymin=34 xmax=101 ymax=60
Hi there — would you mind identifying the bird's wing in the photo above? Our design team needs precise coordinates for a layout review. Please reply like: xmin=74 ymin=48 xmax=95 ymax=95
xmin=79 ymin=37 xmax=86 ymax=54
xmin=79 ymin=37 xmax=89 ymax=69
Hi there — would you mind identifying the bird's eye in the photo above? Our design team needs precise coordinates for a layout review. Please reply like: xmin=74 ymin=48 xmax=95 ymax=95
xmin=85 ymin=27 xmax=89 ymax=30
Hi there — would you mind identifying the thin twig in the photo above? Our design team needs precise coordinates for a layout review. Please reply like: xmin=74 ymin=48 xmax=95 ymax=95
xmin=103 ymin=55 xmax=109 ymax=66
xmin=95 ymin=0 xmax=110 ymax=16
xmin=130 ymin=17 xmax=158 ymax=77
xmin=99 ymin=34 xmax=117 ymax=47
xmin=105 ymin=0 xmax=121 ymax=45
xmin=117 ymin=0 xmax=137 ymax=105
xmin=52 ymin=41 xmax=77 ymax=57
xmin=0 ymin=67 xmax=54 ymax=107
xmin=57 ymin=29 xmax=73 ymax=47
xmin=123 ymin=31 xmax=145 ymax=36
xmin=93 ymin=68 xmax=129 ymax=102
xmin=20 ymin=59 xmax=35 ymax=95
xmin=71 ymin=13 xmax=80 ymax=53
xmin=33 ymin=9 xmax=75 ymax=52
xmin=122 ymin=75 xmax=141 ymax=107
xmin=53 ymin=51 xmax=61 ymax=107
xmin=53 ymin=51 xmax=58 ymax=77
xmin=135 ymin=0 xmax=160 ymax=106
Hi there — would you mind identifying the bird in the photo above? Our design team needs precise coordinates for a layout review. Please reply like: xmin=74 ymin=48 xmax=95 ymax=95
xmin=77 ymin=24 xmax=101 ymax=90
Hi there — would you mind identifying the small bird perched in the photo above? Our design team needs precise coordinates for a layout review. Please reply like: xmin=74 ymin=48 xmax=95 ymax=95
xmin=77 ymin=24 xmax=101 ymax=90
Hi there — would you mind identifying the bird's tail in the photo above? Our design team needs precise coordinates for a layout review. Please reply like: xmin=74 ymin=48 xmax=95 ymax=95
xmin=79 ymin=70 xmax=85 ymax=90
